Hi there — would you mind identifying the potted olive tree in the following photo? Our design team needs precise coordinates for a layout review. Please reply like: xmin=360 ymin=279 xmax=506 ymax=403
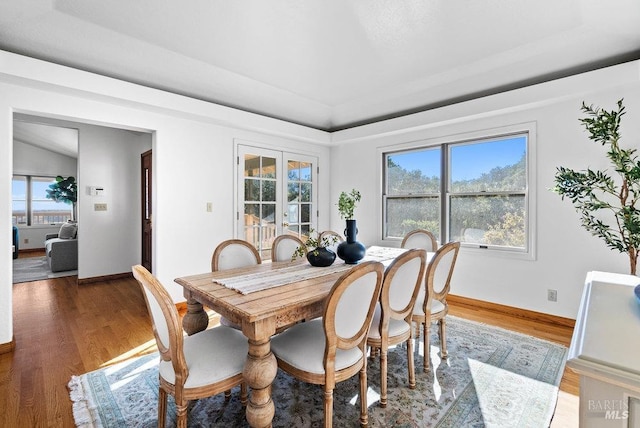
xmin=553 ymin=99 xmax=639 ymax=275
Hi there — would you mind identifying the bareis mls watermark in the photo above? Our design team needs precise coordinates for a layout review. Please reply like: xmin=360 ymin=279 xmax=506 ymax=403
xmin=588 ymin=399 xmax=629 ymax=420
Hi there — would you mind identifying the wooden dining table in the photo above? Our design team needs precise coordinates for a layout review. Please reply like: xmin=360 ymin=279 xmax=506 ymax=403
xmin=174 ymin=246 xmax=411 ymax=428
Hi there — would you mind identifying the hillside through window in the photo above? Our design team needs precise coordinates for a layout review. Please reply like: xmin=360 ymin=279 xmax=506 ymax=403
xmin=383 ymin=133 xmax=529 ymax=252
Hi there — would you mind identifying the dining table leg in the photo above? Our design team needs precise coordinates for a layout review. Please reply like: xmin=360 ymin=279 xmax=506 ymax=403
xmin=243 ymin=318 xmax=278 ymax=428
xmin=181 ymin=295 xmax=209 ymax=335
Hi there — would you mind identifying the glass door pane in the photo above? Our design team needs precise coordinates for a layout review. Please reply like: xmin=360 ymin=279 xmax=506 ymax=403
xmin=284 ymin=154 xmax=317 ymax=243
xmin=237 ymin=146 xmax=318 ymax=260
xmin=241 ymin=151 xmax=278 ymax=257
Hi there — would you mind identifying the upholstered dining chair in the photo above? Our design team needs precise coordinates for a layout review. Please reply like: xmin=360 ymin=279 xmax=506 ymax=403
xmin=366 ymin=248 xmax=427 ymax=407
xmin=271 ymin=234 xmax=306 ymax=262
xmin=211 ymin=239 xmax=262 ymax=271
xmin=131 ymin=265 xmax=248 ymax=428
xmin=212 ymin=239 xmax=262 ymax=329
xmin=401 ymin=229 xmax=438 ymax=252
xmin=318 ymin=230 xmax=344 ymax=254
xmin=270 ymin=261 xmax=384 ymax=427
xmin=412 ymin=241 xmax=460 ymax=372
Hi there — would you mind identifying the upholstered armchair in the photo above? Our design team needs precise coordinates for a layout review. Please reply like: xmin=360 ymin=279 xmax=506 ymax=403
xmin=44 ymin=221 xmax=78 ymax=272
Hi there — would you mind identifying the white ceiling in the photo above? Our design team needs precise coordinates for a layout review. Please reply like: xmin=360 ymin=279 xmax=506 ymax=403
xmin=1 ymin=0 xmax=640 ymax=132
xmin=13 ymin=117 xmax=79 ymax=158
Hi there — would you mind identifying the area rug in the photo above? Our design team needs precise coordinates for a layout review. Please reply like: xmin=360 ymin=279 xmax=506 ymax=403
xmin=68 ymin=316 xmax=567 ymax=427
xmin=12 ymin=256 xmax=77 ymax=283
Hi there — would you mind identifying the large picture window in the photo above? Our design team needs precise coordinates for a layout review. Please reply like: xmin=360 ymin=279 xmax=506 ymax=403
xmin=12 ymin=175 xmax=73 ymax=226
xmin=384 ymin=130 xmax=530 ymax=253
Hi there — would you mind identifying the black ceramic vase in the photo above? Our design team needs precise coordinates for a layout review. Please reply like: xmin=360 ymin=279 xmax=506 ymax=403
xmin=307 ymin=247 xmax=336 ymax=267
xmin=337 ymin=219 xmax=366 ymax=264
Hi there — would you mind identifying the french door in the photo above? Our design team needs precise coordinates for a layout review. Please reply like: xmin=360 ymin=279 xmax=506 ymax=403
xmin=236 ymin=145 xmax=318 ymax=259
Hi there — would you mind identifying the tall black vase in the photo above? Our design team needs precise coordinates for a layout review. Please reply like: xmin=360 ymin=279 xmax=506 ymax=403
xmin=337 ymin=219 xmax=366 ymax=264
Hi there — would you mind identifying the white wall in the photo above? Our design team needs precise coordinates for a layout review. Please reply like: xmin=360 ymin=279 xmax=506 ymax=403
xmin=13 ymin=139 xmax=78 ymax=249
xmin=2 ymin=49 xmax=639 ymax=350
xmin=0 ymin=51 xmax=331 ymax=346
xmin=77 ymin=124 xmax=151 ymax=279
xmin=329 ymin=61 xmax=640 ymax=320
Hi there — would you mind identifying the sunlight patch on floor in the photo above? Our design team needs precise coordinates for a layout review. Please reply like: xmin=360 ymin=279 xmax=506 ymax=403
xmin=108 ymin=355 xmax=159 ymax=391
xmin=101 ymin=339 xmax=157 ymax=368
xmin=349 ymin=387 xmax=381 ymax=407
xmin=468 ymin=358 xmax=560 ymax=425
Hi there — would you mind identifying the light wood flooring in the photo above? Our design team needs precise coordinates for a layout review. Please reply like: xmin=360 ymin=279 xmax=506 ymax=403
xmin=1 ymin=265 xmax=579 ymax=427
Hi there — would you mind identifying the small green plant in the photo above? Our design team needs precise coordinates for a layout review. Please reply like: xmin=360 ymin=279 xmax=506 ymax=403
xmin=292 ymin=229 xmax=339 ymax=260
xmin=553 ymin=99 xmax=640 ymax=275
xmin=337 ymin=189 xmax=361 ymax=220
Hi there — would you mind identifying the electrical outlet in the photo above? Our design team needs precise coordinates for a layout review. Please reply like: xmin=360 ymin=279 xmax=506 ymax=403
xmin=547 ymin=289 xmax=557 ymax=302
xmin=24 ymin=238 xmax=29 ymax=244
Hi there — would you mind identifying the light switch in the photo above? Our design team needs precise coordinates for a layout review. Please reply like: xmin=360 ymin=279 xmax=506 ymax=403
xmin=206 ymin=202 xmax=213 ymax=212
xmin=94 ymin=203 xmax=107 ymax=211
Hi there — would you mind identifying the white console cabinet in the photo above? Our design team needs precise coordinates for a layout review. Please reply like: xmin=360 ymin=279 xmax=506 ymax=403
xmin=567 ymin=271 xmax=640 ymax=427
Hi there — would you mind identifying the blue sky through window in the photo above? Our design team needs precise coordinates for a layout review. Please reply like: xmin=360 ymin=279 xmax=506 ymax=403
xmin=451 ymin=136 xmax=526 ymax=181
xmin=388 ymin=135 xmax=526 ymax=182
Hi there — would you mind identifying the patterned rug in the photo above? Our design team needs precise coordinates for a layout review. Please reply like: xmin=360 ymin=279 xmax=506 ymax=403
xmin=12 ymin=256 xmax=77 ymax=283
xmin=68 ymin=316 xmax=567 ymax=427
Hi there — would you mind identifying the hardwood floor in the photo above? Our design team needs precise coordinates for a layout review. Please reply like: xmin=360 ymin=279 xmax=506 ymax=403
xmin=0 ymin=274 xmax=579 ymax=427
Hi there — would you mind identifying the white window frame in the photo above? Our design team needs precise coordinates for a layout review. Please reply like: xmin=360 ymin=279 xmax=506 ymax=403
xmin=379 ymin=122 xmax=537 ymax=260
xmin=12 ymin=174 xmax=73 ymax=226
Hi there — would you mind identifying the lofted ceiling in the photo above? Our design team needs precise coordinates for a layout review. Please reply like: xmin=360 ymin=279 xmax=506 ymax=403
xmin=13 ymin=115 xmax=79 ymax=159
xmin=1 ymin=1 xmax=640 ymax=133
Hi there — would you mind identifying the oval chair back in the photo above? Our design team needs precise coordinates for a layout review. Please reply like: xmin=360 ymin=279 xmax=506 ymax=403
xmin=413 ymin=241 xmax=460 ymax=372
xmin=212 ymin=239 xmax=261 ymax=329
xmin=132 ymin=265 xmax=248 ymax=427
xmin=318 ymin=230 xmax=344 ymax=254
xmin=367 ymin=248 xmax=427 ymax=406
xmin=401 ymin=229 xmax=438 ymax=252
xmin=211 ymin=239 xmax=261 ymax=271
xmin=271 ymin=234 xmax=306 ymax=262
xmin=270 ymin=261 xmax=384 ymax=427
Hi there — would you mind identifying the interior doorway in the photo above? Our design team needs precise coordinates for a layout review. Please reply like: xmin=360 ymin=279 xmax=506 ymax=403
xmin=141 ymin=149 xmax=152 ymax=272
xmin=11 ymin=113 xmax=153 ymax=281
xmin=12 ymin=116 xmax=79 ymax=283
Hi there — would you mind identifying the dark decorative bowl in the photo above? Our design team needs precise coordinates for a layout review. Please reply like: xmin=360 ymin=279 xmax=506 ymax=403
xmin=635 ymin=284 xmax=640 ymax=304
xmin=307 ymin=247 xmax=336 ymax=267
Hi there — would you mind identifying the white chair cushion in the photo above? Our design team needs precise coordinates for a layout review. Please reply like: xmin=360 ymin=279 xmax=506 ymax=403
xmin=413 ymin=299 xmax=445 ymax=317
xmin=367 ymin=303 xmax=411 ymax=340
xmin=218 ymin=245 xmax=259 ymax=270
xmin=274 ymin=238 xmax=301 ymax=262
xmin=270 ymin=319 xmax=363 ymax=375
xmin=334 ymin=271 xmax=378 ymax=339
xmin=403 ymin=233 xmax=436 ymax=252
xmin=159 ymin=326 xmax=248 ymax=389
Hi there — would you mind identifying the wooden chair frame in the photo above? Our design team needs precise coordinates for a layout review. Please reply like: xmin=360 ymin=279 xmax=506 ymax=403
xmin=132 ymin=265 xmax=247 ymax=428
xmin=318 ymin=230 xmax=344 ymax=243
xmin=401 ymin=229 xmax=438 ymax=252
xmin=211 ymin=239 xmax=261 ymax=271
xmin=367 ymin=249 xmax=426 ymax=407
xmin=412 ymin=241 xmax=460 ymax=372
xmin=271 ymin=234 xmax=306 ymax=262
xmin=273 ymin=261 xmax=384 ymax=427
xmin=318 ymin=230 xmax=344 ymax=254
xmin=211 ymin=239 xmax=261 ymax=330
